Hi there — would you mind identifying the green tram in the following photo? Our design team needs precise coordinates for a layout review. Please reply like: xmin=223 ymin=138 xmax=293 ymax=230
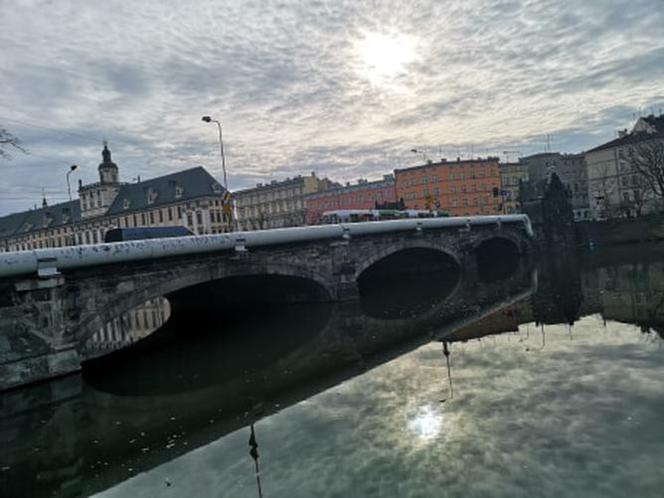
xmin=320 ymin=209 xmax=449 ymax=224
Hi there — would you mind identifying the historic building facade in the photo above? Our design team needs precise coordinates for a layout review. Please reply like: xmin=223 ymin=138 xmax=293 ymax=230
xmin=586 ymin=114 xmax=664 ymax=220
xmin=234 ymin=173 xmax=335 ymax=231
xmin=499 ymin=162 xmax=529 ymax=214
xmin=519 ymin=152 xmax=590 ymax=221
xmin=0 ymin=144 xmax=232 ymax=252
xmin=394 ymin=158 xmax=503 ymax=216
xmin=304 ymin=175 xmax=396 ymax=224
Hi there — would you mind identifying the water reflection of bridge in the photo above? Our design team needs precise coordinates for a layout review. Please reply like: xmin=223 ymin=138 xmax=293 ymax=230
xmin=1 ymin=260 xmax=536 ymax=498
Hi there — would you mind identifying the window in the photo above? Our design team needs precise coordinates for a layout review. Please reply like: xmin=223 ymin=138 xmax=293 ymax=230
xmin=149 ymin=211 xmax=154 ymax=224
xmin=159 ymin=209 xmax=164 ymax=223
xmin=196 ymin=211 xmax=203 ymax=225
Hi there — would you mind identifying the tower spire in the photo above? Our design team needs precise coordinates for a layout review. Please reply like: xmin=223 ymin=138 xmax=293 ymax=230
xmin=99 ymin=141 xmax=119 ymax=183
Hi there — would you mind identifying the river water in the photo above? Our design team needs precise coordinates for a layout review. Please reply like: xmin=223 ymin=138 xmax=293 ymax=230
xmin=1 ymin=243 xmax=664 ymax=497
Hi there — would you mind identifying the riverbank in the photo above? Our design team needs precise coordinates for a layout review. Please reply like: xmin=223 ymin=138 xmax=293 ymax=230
xmin=575 ymin=214 xmax=664 ymax=248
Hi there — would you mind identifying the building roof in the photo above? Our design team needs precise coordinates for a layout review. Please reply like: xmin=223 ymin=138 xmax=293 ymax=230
xmin=394 ymin=157 xmax=500 ymax=175
xmin=305 ymin=176 xmax=394 ymax=199
xmin=234 ymin=175 xmax=312 ymax=196
xmin=108 ymin=166 xmax=224 ymax=215
xmin=0 ymin=200 xmax=80 ymax=240
xmin=0 ymin=166 xmax=224 ymax=241
xmin=586 ymin=115 xmax=664 ymax=154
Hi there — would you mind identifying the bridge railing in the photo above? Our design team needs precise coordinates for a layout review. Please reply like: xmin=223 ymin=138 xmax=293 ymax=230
xmin=0 ymin=215 xmax=532 ymax=278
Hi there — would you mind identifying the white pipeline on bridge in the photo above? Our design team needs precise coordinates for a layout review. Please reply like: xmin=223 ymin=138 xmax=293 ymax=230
xmin=0 ymin=214 xmax=532 ymax=278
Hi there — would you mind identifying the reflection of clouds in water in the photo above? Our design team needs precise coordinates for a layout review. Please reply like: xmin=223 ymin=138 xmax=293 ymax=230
xmin=96 ymin=316 xmax=664 ymax=498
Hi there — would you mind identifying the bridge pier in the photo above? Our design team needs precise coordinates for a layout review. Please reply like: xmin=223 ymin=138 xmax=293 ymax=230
xmin=334 ymin=281 xmax=360 ymax=301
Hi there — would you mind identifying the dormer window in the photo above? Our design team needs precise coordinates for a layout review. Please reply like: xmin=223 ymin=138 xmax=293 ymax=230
xmin=175 ymin=185 xmax=184 ymax=199
xmin=123 ymin=198 xmax=131 ymax=210
xmin=212 ymin=183 xmax=222 ymax=194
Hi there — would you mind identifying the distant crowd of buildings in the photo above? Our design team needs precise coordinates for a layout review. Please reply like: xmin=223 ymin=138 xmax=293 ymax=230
xmin=1 ymin=114 xmax=663 ymax=252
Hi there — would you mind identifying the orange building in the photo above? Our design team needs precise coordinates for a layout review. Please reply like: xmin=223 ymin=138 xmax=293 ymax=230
xmin=394 ymin=157 xmax=503 ymax=216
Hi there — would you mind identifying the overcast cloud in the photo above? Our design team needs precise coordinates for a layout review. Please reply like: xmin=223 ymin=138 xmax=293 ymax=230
xmin=1 ymin=0 xmax=663 ymax=214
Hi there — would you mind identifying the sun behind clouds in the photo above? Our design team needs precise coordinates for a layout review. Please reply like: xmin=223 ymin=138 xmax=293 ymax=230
xmin=354 ymin=30 xmax=419 ymax=87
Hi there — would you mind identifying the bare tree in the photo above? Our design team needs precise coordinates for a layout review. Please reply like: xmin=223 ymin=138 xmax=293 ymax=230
xmin=591 ymin=161 xmax=621 ymax=219
xmin=0 ymin=126 xmax=27 ymax=160
xmin=628 ymin=139 xmax=664 ymax=211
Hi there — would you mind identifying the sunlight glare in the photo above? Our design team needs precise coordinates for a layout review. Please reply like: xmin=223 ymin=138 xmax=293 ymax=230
xmin=407 ymin=405 xmax=442 ymax=441
xmin=355 ymin=31 xmax=418 ymax=85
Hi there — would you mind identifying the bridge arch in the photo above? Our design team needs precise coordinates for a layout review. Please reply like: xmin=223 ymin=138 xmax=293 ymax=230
xmin=75 ymin=261 xmax=335 ymax=349
xmin=354 ymin=241 xmax=461 ymax=282
xmin=473 ymin=234 xmax=522 ymax=281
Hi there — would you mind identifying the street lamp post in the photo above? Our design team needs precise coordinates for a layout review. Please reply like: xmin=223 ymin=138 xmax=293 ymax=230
xmin=66 ymin=164 xmax=78 ymax=202
xmin=65 ymin=164 xmax=78 ymax=246
xmin=201 ymin=116 xmax=228 ymax=191
xmin=202 ymin=115 xmax=234 ymax=231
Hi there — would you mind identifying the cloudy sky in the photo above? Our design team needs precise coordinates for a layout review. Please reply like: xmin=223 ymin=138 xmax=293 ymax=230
xmin=1 ymin=0 xmax=663 ymax=215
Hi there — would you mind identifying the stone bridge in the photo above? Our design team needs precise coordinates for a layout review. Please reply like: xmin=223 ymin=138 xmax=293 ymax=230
xmin=0 ymin=215 xmax=533 ymax=390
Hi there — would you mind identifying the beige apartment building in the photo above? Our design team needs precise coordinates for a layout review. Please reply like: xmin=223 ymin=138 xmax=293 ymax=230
xmin=499 ymin=162 xmax=529 ymax=214
xmin=234 ymin=173 xmax=334 ymax=231
xmin=0 ymin=144 xmax=232 ymax=252
xmin=586 ymin=114 xmax=664 ymax=220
